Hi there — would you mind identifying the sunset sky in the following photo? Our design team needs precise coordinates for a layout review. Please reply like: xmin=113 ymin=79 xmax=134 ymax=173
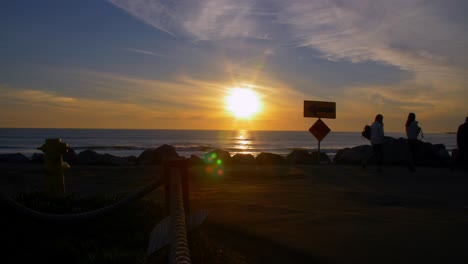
xmin=1 ymin=0 xmax=467 ymax=132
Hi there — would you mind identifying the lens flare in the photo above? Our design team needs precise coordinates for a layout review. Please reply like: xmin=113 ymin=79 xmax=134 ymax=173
xmin=204 ymin=152 xmax=225 ymax=177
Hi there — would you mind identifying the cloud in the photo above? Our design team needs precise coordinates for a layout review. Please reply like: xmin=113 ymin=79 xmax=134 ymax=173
xmin=108 ymin=0 xmax=179 ymax=36
xmin=108 ymin=0 xmax=468 ymax=80
xmin=108 ymin=0 xmax=277 ymax=41
xmin=125 ymin=48 xmax=168 ymax=57
xmin=0 ymin=88 xmax=76 ymax=108
xmin=278 ymin=0 xmax=468 ymax=79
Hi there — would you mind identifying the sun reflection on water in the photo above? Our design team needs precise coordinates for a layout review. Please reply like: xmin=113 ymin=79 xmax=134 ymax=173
xmin=233 ymin=130 xmax=254 ymax=154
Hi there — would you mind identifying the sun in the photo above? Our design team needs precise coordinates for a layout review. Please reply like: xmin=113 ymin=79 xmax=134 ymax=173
xmin=225 ymin=88 xmax=261 ymax=118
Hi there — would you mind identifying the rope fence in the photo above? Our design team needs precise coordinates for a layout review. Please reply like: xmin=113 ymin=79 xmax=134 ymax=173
xmin=1 ymin=158 xmax=195 ymax=264
xmin=168 ymin=167 xmax=191 ymax=264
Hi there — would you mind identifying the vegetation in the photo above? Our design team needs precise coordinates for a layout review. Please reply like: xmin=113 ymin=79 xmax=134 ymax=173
xmin=1 ymin=192 xmax=164 ymax=264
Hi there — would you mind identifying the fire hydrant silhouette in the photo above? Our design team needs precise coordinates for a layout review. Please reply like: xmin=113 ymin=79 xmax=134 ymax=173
xmin=38 ymin=138 xmax=70 ymax=195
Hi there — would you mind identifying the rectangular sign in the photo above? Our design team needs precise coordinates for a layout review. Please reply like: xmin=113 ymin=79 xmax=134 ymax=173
xmin=303 ymin=100 xmax=336 ymax=119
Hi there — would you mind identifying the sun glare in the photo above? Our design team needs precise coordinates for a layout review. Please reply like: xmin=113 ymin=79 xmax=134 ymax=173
xmin=225 ymin=88 xmax=261 ymax=118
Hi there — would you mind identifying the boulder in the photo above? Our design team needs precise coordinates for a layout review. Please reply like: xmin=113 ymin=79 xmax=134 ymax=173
xmin=310 ymin=151 xmax=332 ymax=164
xmin=204 ymin=149 xmax=231 ymax=166
xmin=0 ymin=153 xmax=29 ymax=163
xmin=256 ymin=152 xmax=286 ymax=166
xmin=189 ymin=155 xmax=204 ymax=166
xmin=381 ymin=137 xmax=410 ymax=165
xmin=124 ymin=155 xmax=138 ymax=165
xmin=63 ymin=148 xmax=78 ymax=164
xmin=75 ymin=150 xmax=131 ymax=166
xmin=334 ymin=145 xmax=372 ymax=165
xmin=30 ymin=153 xmax=44 ymax=163
xmin=232 ymin=153 xmax=256 ymax=165
xmin=416 ymin=142 xmax=451 ymax=166
xmin=286 ymin=149 xmax=316 ymax=164
xmin=137 ymin=144 xmax=180 ymax=165
xmin=334 ymin=137 xmax=452 ymax=166
xmin=452 ymin=148 xmax=458 ymax=159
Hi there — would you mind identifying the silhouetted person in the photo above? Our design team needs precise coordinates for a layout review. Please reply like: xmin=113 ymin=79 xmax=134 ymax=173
xmin=363 ymin=114 xmax=385 ymax=172
xmin=405 ymin=112 xmax=422 ymax=172
xmin=454 ymin=116 xmax=468 ymax=169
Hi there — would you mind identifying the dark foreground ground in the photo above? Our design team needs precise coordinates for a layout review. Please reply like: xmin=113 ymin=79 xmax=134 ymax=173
xmin=1 ymin=163 xmax=467 ymax=263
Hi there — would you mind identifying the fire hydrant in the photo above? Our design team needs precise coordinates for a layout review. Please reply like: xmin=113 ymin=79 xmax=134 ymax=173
xmin=38 ymin=138 xmax=70 ymax=195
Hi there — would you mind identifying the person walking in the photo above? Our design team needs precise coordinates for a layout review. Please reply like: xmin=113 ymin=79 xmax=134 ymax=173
xmin=453 ymin=116 xmax=468 ymax=169
xmin=363 ymin=114 xmax=385 ymax=172
xmin=405 ymin=112 xmax=422 ymax=172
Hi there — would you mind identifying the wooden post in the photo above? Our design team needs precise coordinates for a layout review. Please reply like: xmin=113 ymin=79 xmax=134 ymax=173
xmin=318 ymin=140 xmax=321 ymax=164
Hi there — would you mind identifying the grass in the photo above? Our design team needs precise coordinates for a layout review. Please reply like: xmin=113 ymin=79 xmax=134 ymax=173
xmin=1 ymin=191 xmax=247 ymax=264
xmin=1 ymin=192 xmax=165 ymax=264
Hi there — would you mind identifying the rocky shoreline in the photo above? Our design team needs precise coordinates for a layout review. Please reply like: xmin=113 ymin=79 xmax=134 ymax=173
xmin=0 ymin=136 xmax=456 ymax=167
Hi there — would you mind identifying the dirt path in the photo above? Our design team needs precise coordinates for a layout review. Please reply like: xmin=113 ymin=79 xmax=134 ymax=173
xmin=190 ymin=165 xmax=468 ymax=263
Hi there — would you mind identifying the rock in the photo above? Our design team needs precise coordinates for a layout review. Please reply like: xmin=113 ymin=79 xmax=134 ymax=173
xmin=334 ymin=145 xmax=372 ymax=165
xmin=334 ymin=137 xmax=452 ymax=166
xmin=102 ymin=154 xmax=132 ymax=166
xmin=30 ymin=153 xmax=44 ymax=163
xmin=286 ymin=150 xmax=316 ymax=164
xmin=232 ymin=153 xmax=256 ymax=165
xmin=63 ymin=148 xmax=78 ymax=164
xmin=416 ymin=142 xmax=451 ymax=166
xmin=137 ymin=144 xmax=180 ymax=165
xmin=189 ymin=155 xmax=204 ymax=166
xmin=75 ymin=150 xmax=130 ymax=166
xmin=256 ymin=152 xmax=286 ymax=166
xmin=310 ymin=151 xmax=331 ymax=164
xmin=452 ymin=148 xmax=459 ymax=159
xmin=204 ymin=149 xmax=232 ymax=166
xmin=75 ymin=150 xmax=102 ymax=165
xmin=124 ymin=156 xmax=138 ymax=165
xmin=0 ymin=153 xmax=29 ymax=163
xmin=381 ymin=137 xmax=410 ymax=165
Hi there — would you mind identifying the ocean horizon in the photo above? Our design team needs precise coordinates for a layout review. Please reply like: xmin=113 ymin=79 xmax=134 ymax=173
xmin=0 ymin=128 xmax=457 ymax=159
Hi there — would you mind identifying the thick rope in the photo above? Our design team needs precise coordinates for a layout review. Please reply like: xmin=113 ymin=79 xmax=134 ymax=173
xmin=1 ymin=177 xmax=164 ymax=220
xmin=168 ymin=168 xmax=191 ymax=264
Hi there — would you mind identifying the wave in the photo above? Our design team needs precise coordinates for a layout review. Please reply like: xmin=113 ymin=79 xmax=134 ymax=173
xmin=73 ymin=145 xmax=146 ymax=151
xmin=73 ymin=144 xmax=218 ymax=153
xmin=175 ymin=145 xmax=215 ymax=152
xmin=0 ymin=146 xmax=27 ymax=149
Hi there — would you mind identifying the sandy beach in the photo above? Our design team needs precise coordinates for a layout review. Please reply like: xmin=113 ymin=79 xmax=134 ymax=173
xmin=1 ymin=162 xmax=467 ymax=263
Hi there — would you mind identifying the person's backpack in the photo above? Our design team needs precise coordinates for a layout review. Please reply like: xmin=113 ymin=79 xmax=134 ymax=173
xmin=362 ymin=125 xmax=371 ymax=140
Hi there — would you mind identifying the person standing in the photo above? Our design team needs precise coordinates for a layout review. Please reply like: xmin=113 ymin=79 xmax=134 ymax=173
xmin=363 ymin=114 xmax=385 ymax=171
xmin=454 ymin=117 xmax=468 ymax=169
xmin=405 ymin=112 xmax=422 ymax=172
xmin=371 ymin=114 xmax=385 ymax=171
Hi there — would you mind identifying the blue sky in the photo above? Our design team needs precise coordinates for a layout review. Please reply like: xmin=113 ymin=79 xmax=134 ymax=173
xmin=1 ymin=0 xmax=467 ymax=132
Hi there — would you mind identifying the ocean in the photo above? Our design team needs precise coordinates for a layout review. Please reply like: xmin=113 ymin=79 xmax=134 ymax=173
xmin=0 ymin=128 xmax=457 ymax=159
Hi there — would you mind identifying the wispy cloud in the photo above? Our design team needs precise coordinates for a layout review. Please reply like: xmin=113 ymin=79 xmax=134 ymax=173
xmin=0 ymin=87 xmax=76 ymax=108
xmin=108 ymin=0 xmax=277 ymax=41
xmin=278 ymin=0 xmax=468 ymax=78
xmin=125 ymin=48 xmax=168 ymax=57
xmin=108 ymin=0 xmax=468 ymax=79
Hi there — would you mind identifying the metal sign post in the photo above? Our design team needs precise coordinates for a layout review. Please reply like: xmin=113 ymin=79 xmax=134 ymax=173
xmin=304 ymin=100 xmax=336 ymax=164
